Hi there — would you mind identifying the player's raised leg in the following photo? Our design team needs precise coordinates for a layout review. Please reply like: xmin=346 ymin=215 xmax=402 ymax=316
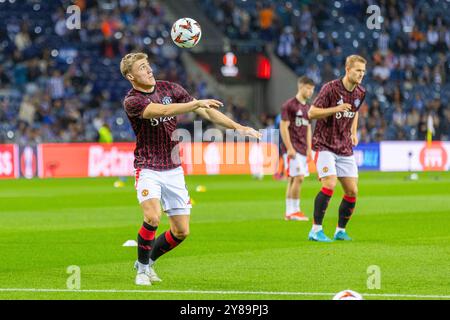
xmin=334 ymin=177 xmax=358 ymax=240
xmin=149 ymin=213 xmax=189 ymax=266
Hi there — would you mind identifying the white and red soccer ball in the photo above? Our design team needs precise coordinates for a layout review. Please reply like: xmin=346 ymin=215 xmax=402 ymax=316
xmin=332 ymin=289 xmax=364 ymax=300
xmin=171 ymin=18 xmax=202 ymax=48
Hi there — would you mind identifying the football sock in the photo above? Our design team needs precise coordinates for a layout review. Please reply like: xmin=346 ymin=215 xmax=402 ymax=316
xmin=137 ymin=221 xmax=157 ymax=265
xmin=338 ymin=195 xmax=356 ymax=229
xmin=294 ymin=199 xmax=300 ymax=212
xmin=313 ymin=187 xmax=333 ymax=225
xmin=150 ymin=230 xmax=184 ymax=261
xmin=286 ymin=198 xmax=296 ymax=215
xmin=312 ymin=224 xmax=323 ymax=232
xmin=137 ymin=262 xmax=149 ymax=273
xmin=335 ymin=227 xmax=346 ymax=234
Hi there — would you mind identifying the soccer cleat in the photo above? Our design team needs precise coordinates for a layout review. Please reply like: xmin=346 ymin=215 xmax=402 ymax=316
xmin=134 ymin=261 xmax=162 ymax=282
xmin=285 ymin=212 xmax=309 ymax=221
xmin=334 ymin=230 xmax=352 ymax=241
xmin=308 ymin=229 xmax=333 ymax=242
xmin=147 ymin=266 xmax=162 ymax=282
xmin=135 ymin=272 xmax=152 ymax=286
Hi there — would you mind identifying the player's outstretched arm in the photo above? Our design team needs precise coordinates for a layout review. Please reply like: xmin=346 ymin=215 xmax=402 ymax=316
xmin=308 ymin=103 xmax=352 ymax=120
xmin=142 ymin=99 xmax=222 ymax=119
xmin=196 ymin=107 xmax=261 ymax=139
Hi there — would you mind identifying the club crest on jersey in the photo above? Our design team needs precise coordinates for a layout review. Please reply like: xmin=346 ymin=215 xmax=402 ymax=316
xmin=354 ymin=99 xmax=361 ymax=108
xmin=162 ymin=96 xmax=172 ymax=105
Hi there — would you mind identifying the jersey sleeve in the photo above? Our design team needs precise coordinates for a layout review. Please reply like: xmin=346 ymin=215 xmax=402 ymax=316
xmin=281 ymin=101 xmax=291 ymax=121
xmin=124 ymin=96 xmax=146 ymax=119
xmin=171 ymin=82 xmax=194 ymax=103
xmin=312 ymin=83 xmax=332 ymax=108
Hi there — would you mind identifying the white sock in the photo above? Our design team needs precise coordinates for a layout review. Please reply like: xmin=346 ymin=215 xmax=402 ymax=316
xmin=312 ymin=224 xmax=323 ymax=232
xmin=137 ymin=262 xmax=149 ymax=273
xmin=286 ymin=198 xmax=296 ymax=215
xmin=335 ymin=227 xmax=345 ymax=234
xmin=293 ymin=199 xmax=300 ymax=212
xmin=148 ymin=258 xmax=155 ymax=267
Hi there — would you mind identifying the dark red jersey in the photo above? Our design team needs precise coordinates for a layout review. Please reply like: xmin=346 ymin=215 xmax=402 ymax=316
xmin=123 ymin=81 xmax=193 ymax=170
xmin=280 ymin=97 xmax=311 ymax=156
xmin=312 ymin=79 xmax=365 ymax=156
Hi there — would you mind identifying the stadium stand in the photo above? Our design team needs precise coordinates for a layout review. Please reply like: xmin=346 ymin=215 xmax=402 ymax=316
xmin=199 ymin=0 xmax=450 ymax=142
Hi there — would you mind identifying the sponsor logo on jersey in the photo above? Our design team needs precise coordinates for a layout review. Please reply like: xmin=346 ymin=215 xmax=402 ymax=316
xmin=295 ymin=110 xmax=309 ymax=126
xmin=149 ymin=116 xmax=176 ymax=126
xmin=336 ymin=111 xmax=356 ymax=119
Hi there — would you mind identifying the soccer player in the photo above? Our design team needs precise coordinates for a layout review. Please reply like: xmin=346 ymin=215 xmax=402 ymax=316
xmin=280 ymin=76 xmax=315 ymax=221
xmin=120 ymin=52 xmax=261 ymax=285
xmin=307 ymin=55 xmax=366 ymax=242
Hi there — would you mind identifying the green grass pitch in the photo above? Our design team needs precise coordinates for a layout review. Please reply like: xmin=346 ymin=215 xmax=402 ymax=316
xmin=0 ymin=172 xmax=449 ymax=300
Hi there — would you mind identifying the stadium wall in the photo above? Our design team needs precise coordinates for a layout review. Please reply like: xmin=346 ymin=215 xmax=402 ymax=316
xmin=0 ymin=141 xmax=448 ymax=179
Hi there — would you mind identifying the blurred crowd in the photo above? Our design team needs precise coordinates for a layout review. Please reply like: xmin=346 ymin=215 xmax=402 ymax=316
xmin=0 ymin=0 xmax=250 ymax=145
xmin=200 ymin=0 xmax=450 ymax=142
xmin=0 ymin=0 xmax=449 ymax=145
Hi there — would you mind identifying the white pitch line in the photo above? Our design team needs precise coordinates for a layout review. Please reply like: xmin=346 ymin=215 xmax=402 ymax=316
xmin=0 ymin=288 xmax=449 ymax=299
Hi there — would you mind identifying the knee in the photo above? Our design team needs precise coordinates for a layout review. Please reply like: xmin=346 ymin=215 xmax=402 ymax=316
xmin=141 ymin=201 xmax=162 ymax=225
xmin=322 ymin=179 xmax=337 ymax=191
xmin=345 ymin=188 xmax=358 ymax=197
xmin=142 ymin=208 xmax=161 ymax=226
xmin=294 ymin=176 xmax=304 ymax=184
xmin=144 ymin=214 xmax=160 ymax=226
xmin=172 ymin=228 xmax=190 ymax=240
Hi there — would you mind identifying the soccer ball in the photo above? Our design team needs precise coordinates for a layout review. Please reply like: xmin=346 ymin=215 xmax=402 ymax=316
xmin=170 ymin=18 xmax=202 ymax=48
xmin=332 ymin=290 xmax=364 ymax=300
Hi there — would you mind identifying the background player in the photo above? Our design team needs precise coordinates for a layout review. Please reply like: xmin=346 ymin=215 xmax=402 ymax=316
xmin=307 ymin=55 xmax=367 ymax=242
xmin=280 ymin=76 xmax=315 ymax=221
xmin=121 ymin=52 xmax=261 ymax=285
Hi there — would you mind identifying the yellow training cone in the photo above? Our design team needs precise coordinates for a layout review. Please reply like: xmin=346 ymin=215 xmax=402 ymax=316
xmin=195 ymin=185 xmax=207 ymax=192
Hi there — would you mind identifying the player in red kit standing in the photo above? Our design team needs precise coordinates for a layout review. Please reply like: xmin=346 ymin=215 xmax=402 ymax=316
xmin=280 ymin=76 xmax=315 ymax=221
xmin=307 ymin=55 xmax=367 ymax=242
xmin=120 ymin=53 xmax=261 ymax=285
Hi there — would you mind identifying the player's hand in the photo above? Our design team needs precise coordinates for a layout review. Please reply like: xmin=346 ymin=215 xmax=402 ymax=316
xmin=336 ymin=103 xmax=352 ymax=113
xmin=287 ymin=147 xmax=296 ymax=159
xmin=237 ymin=126 xmax=262 ymax=140
xmin=194 ymin=99 xmax=223 ymax=109
xmin=351 ymin=134 xmax=358 ymax=146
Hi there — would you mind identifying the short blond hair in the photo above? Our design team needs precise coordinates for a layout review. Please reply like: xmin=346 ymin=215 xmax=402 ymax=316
xmin=120 ymin=52 xmax=148 ymax=78
xmin=345 ymin=55 xmax=367 ymax=68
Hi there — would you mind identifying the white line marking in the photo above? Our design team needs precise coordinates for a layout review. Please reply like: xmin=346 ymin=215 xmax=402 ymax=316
xmin=0 ymin=288 xmax=448 ymax=299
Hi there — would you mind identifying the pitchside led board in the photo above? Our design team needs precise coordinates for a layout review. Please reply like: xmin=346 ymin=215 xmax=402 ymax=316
xmin=1 ymin=142 xmax=448 ymax=179
xmin=191 ymin=52 xmax=271 ymax=83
